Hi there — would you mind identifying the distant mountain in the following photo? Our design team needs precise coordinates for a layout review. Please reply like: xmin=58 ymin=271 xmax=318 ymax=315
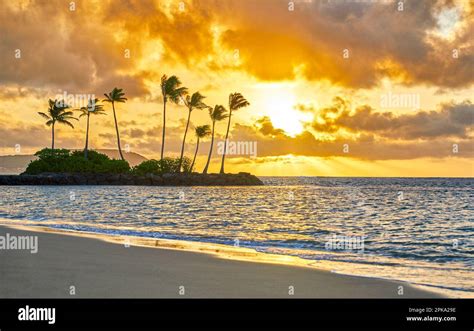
xmin=94 ymin=149 xmax=148 ymax=166
xmin=0 ymin=149 xmax=148 ymax=174
xmin=0 ymin=155 xmax=36 ymax=174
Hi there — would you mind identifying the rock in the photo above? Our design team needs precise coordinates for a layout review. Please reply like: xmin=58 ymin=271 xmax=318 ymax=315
xmin=0 ymin=172 xmax=264 ymax=186
xmin=149 ymin=174 xmax=163 ymax=185
xmin=134 ymin=175 xmax=151 ymax=186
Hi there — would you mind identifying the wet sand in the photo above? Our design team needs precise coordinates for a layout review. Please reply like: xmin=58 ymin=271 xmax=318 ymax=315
xmin=0 ymin=225 xmax=443 ymax=298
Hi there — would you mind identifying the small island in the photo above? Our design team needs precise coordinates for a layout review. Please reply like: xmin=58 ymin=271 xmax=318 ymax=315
xmin=0 ymin=172 xmax=263 ymax=186
xmin=0 ymin=87 xmax=263 ymax=186
xmin=0 ymin=149 xmax=263 ymax=186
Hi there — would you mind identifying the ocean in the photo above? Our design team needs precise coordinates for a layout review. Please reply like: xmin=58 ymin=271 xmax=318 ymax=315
xmin=0 ymin=177 xmax=472 ymax=297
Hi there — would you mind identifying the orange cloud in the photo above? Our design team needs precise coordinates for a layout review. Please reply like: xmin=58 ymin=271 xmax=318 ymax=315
xmin=308 ymin=99 xmax=474 ymax=140
xmin=1 ymin=0 xmax=473 ymax=95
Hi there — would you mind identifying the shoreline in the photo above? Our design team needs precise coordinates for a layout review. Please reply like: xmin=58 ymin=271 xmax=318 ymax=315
xmin=0 ymin=172 xmax=264 ymax=186
xmin=0 ymin=223 xmax=446 ymax=298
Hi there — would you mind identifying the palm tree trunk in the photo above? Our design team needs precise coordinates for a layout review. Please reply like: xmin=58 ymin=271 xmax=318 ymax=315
xmin=161 ymin=100 xmax=166 ymax=162
xmin=51 ymin=123 xmax=55 ymax=150
xmin=203 ymin=121 xmax=215 ymax=174
xmin=178 ymin=109 xmax=192 ymax=172
xmin=219 ymin=110 xmax=232 ymax=174
xmin=84 ymin=113 xmax=90 ymax=160
xmin=112 ymin=102 xmax=125 ymax=161
xmin=190 ymin=137 xmax=200 ymax=173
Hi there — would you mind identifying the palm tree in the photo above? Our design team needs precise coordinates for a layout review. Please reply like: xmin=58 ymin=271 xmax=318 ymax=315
xmin=160 ymin=75 xmax=188 ymax=162
xmin=190 ymin=125 xmax=211 ymax=173
xmin=103 ymin=88 xmax=127 ymax=161
xmin=203 ymin=105 xmax=228 ymax=174
xmin=77 ymin=98 xmax=106 ymax=159
xmin=219 ymin=93 xmax=250 ymax=174
xmin=179 ymin=92 xmax=208 ymax=172
xmin=38 ymin=99 xmax=77 ymax=149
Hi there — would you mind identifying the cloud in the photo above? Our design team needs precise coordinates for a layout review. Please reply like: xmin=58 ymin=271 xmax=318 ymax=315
xmin=2 ymin=97 xmax=473 ymax=161
xmin=309 ymin=99 xmax=474 ymax=140
xmin=0 ymin=122 xmax=81 ymax=151
xmin=1 ymin=0 xmax=473 ymax=167
xmin=227 ymin=100 xmax=474 ymax=160
xmin=214 ymin=0 xmax=474 ymax=88
xmin=255 ymin=116 xmax=286 ymax=136
xmin=1 ymin=0 xmax=472 ymax=95
xmin=0 ymin=0 xmax=149 ymax=97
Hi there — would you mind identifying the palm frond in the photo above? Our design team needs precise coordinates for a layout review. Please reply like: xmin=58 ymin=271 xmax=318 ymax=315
xmin=187 ymin=92 xmax=207 ymax=110
xmin=169 ymin=86 xmax=188 ymax=104
xmin=209 ymin=105 xmax=228 ymax=121
xmin=60 ymin=111 xmax=75 ymax=117
xmin=103 ymin=93 xmax=112 ymax=103
xmin=229 ymin=93 xmax=250 ymax=111
xmin=48 ymin=99 xmax=56 ymax=108
xmin=38 ymin=112 xmax=51 ymax=120
xmin=196 ymin=124 xmax=211 ymax=138
xmin=164 ymin=76 xmax=181 ymax=94
xmin=91 ymin=109 xmax=107 ymax=116
xmin=56 ymin=119 xmax=75 ymax=128
xmin=103 ymin=88 xmax=127 ymax=103
xmin=161 ymin=75 xmax=188 ymax=104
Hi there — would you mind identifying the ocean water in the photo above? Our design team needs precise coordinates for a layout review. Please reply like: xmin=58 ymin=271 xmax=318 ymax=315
xmin=0 ymin=177 xmax=473 ymax=297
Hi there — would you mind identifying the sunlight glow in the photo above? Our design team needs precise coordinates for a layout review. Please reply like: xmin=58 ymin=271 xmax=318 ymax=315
xmin=259 ymin=85 xmax=312 ymax=136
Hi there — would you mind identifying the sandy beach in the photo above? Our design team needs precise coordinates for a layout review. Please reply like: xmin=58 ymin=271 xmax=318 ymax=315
xmin=0 ymin=225 xmax=443 ymax=298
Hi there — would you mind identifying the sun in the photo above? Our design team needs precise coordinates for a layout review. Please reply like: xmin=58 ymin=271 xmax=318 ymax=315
xmin=251 ymin=82 xmax=314 ymax=136
xmin=261 ymin=90 xmax=311 ymax=137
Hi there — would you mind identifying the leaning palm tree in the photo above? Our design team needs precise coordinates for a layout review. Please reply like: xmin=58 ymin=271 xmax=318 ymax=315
xmin=219 ymin=93 xmax=250 ymax=174
xmin=160 ymin=75 xmax=188 ymax=162
xmin=190 ymin=125 xmax=211 ymax=173
xmin=38 ymin=99 xmax=77 ymax=149
xmin=203 ymin=105 xmax=228 ymax=174
xmin=77 ymin=98 xmax=106 ymax=159
xmin=103 ymin=88 xmax=127 ymax=161
xmin=179 ymin=92 xmax=208 ymax=172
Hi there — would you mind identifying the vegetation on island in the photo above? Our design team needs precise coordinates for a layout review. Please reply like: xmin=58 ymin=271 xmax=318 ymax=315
xmin=25 ymin=149 xmax=130 ymax=175
xmin=131 ymin=157 xmax=192 ymax=176
xmin=24 ymin=149 xmax=195 ymax=176
xmin=33 ymin=75 xmax=250 ymax=175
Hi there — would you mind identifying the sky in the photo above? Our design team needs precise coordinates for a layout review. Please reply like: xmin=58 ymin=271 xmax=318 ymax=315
xmin=0 ymin=0 xmax=473 ymax=176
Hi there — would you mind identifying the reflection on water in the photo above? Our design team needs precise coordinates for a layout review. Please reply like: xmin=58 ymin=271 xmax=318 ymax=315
xmin=0 ymin=177 xmax=473 ymax=296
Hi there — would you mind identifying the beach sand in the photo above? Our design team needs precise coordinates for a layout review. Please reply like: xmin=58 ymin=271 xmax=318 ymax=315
xmin=0 ymin=225 xmax=442 ymax=298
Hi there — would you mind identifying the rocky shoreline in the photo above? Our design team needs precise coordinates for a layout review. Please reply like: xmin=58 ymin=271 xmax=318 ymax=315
xmin=0 ymin=172 xmax=263 ymax=186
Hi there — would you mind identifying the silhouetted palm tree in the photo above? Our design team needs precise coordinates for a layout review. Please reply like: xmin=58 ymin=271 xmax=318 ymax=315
xmin=160 ymin=75 xmax=188 ymax=162
xmin=190 ymin=125 xmax=211 ymax=173
xmin=203 ymin=105 xmax=228 ymax=174
xmin=103 ymin=88 xmax=127 ymax=161
xmin=179 ymin=92 xmax=208 ymax=172
xmin=77 ymin=98 xmax=106 ymax=159
xmin=38 ymin=99 xmax=77 ymax=149
xmin=220 ymin=93 xmax=250 ymax=174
